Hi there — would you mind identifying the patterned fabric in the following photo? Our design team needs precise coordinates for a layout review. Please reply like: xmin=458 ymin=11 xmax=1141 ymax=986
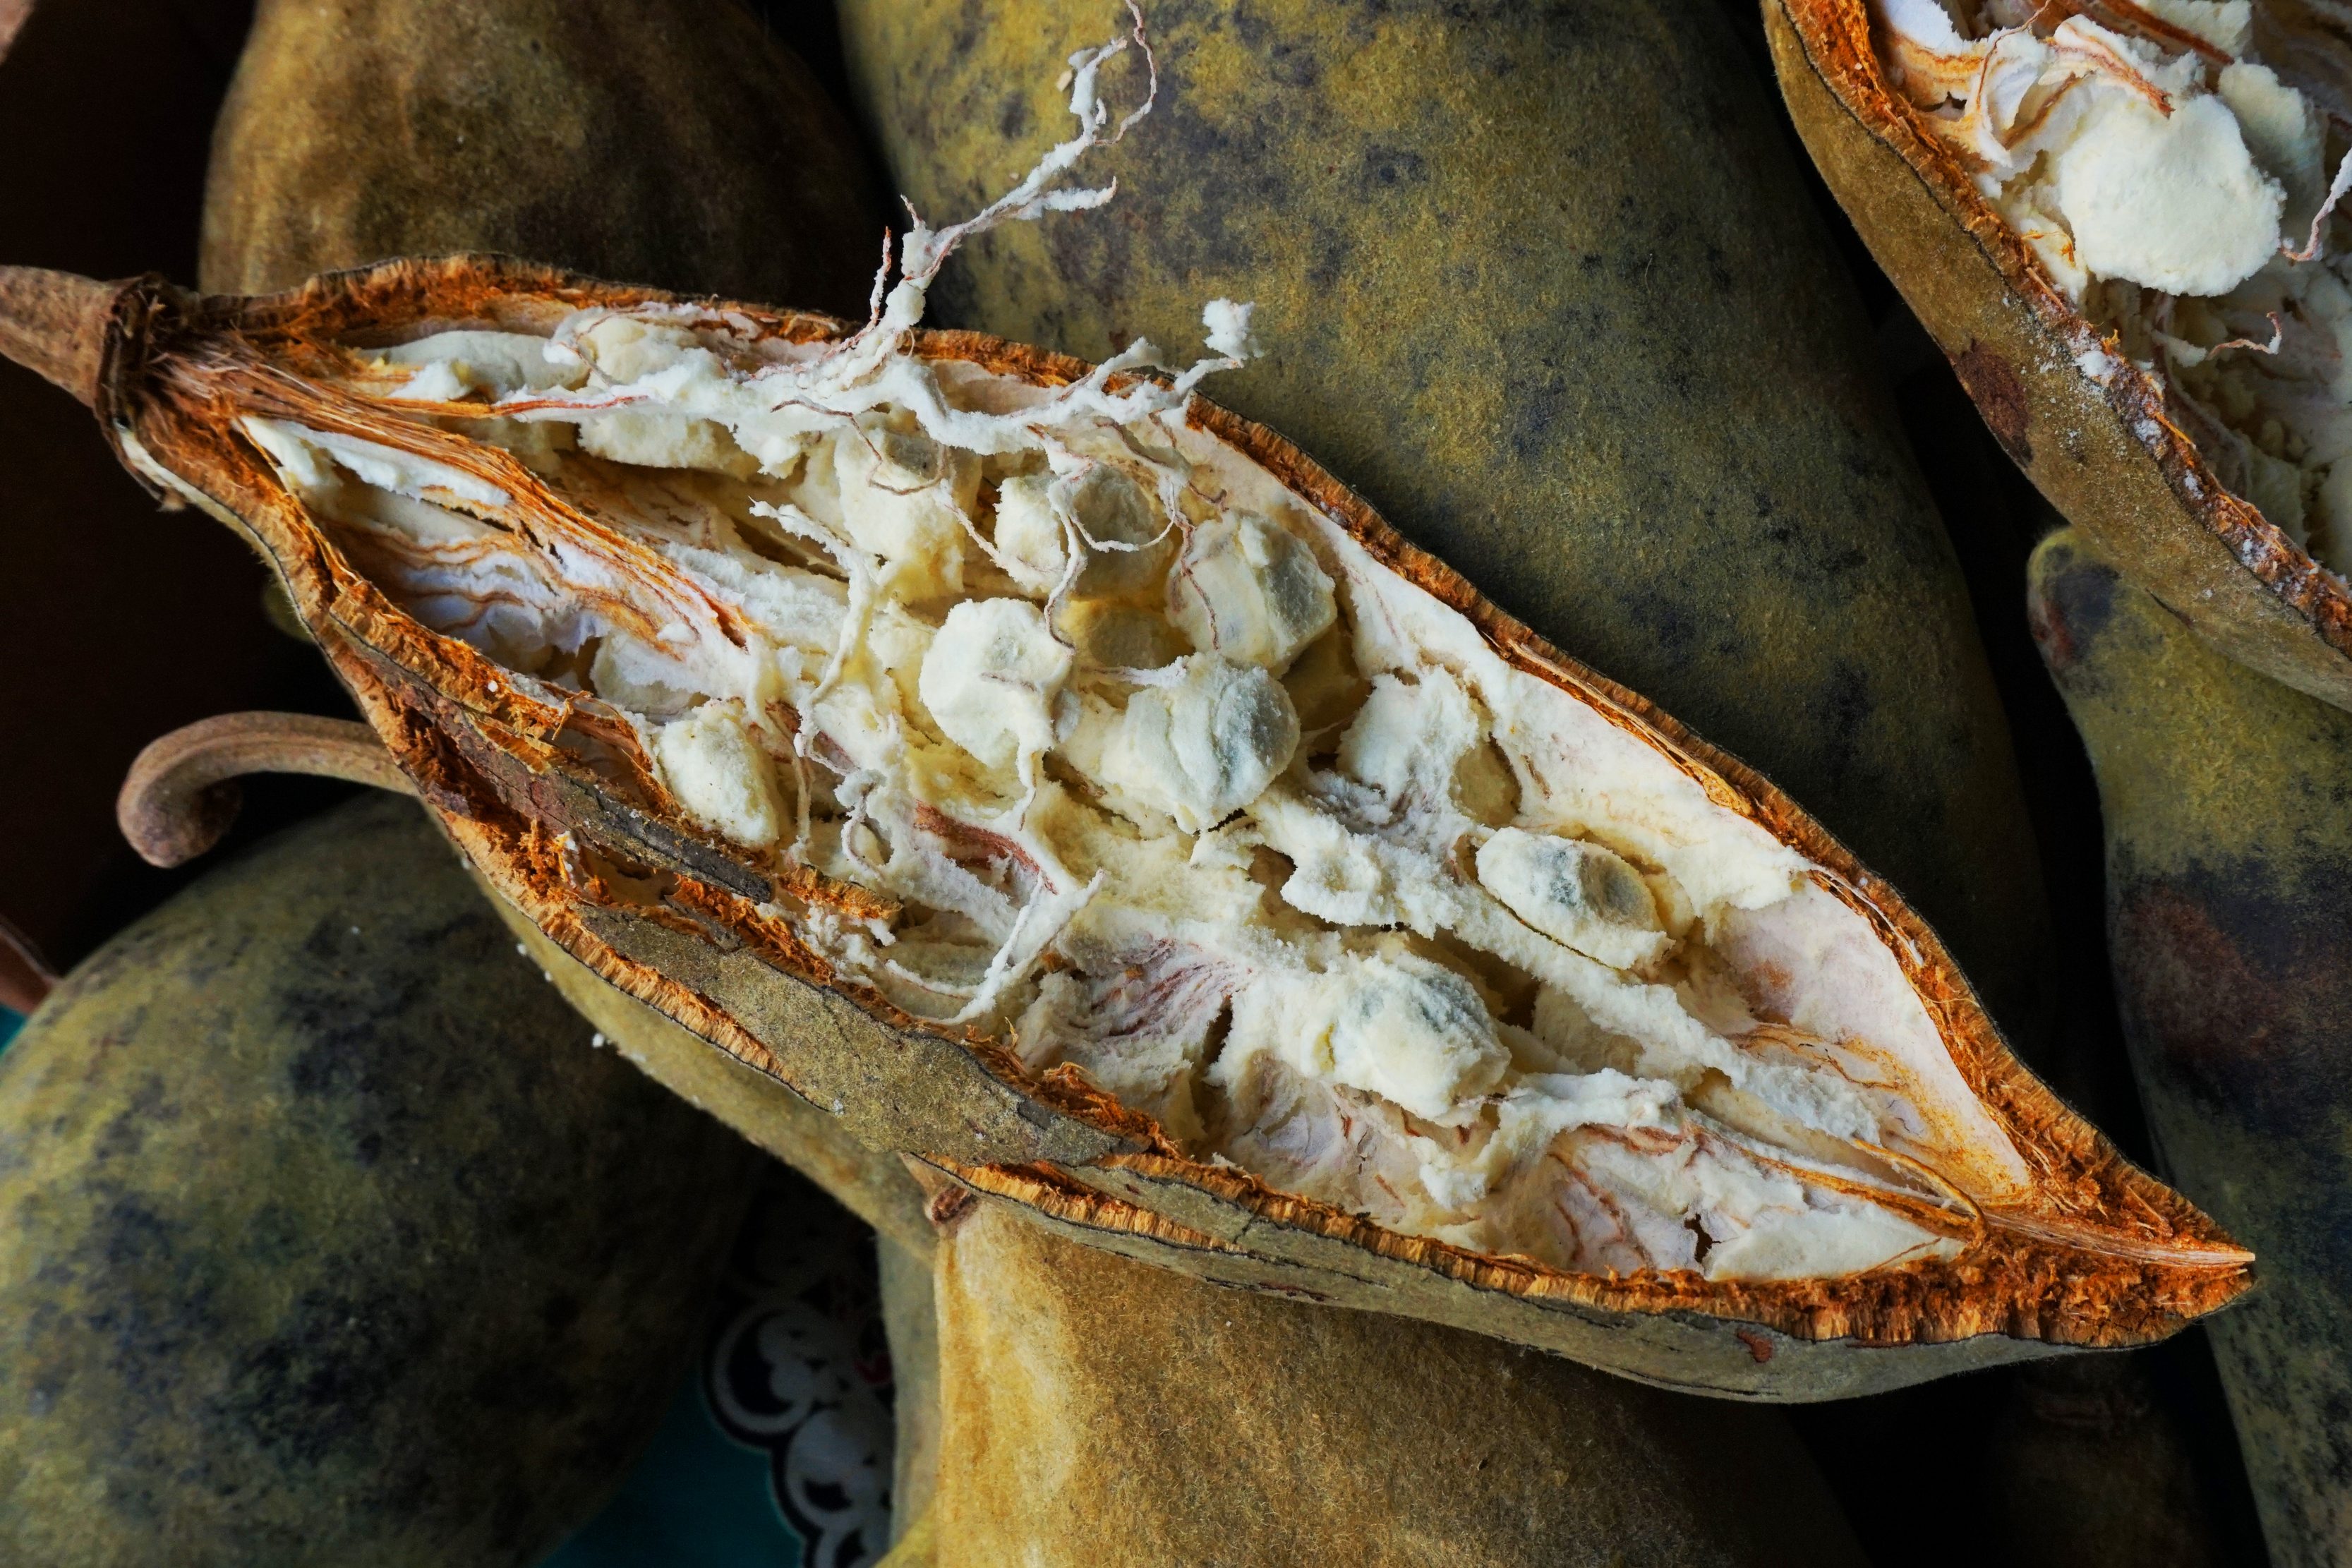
xmin=544 ymin=1164 xmax=897 ymax=1567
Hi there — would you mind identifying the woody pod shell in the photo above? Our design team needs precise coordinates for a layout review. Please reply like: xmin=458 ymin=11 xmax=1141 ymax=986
xmin=0 ymin=254 xmax=2250 ymax=1400
xmin=1762 ymin=0 xmax=2352 ymax=713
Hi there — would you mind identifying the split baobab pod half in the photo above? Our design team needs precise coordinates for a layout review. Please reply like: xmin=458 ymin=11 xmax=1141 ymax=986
xmin=0 ymin=30 xmax=2247 ymax=1397
xmin=1767 ymin=0 xmax=2352 ymax=711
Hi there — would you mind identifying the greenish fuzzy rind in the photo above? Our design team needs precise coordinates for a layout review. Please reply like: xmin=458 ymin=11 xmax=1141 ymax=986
xmin=0 ymin=796 xmax=760 ymax=1568
xmin=2032 ymin=530 xmax=2352 ymax=1564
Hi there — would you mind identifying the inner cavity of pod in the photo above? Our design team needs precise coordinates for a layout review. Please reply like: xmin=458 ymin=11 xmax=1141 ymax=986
xmin=236 ymin=306 xmax=2037 ymax=1286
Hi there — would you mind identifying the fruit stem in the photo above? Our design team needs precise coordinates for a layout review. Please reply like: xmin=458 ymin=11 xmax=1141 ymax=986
xmin=118 ymin=713 xmax=416 ymax=868
xmin=0 ymin=265 xmax=119 ymax=406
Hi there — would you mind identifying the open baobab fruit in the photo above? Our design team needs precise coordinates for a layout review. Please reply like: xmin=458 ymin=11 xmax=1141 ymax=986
xmin=1768 ymin=0 xmax=2352 ymax=711
xmin=0 ymin=52 xmax=2250 ymax=1395
xmin=0 ymin=251 xmax=2249 ymax=1398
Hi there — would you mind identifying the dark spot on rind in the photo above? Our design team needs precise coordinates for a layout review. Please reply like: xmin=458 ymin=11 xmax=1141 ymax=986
xmin=1953 ymin=339 xmax=2034 ymax=465
xmin=927 ymin=1183 xmax=978 ymax=1231
xmin=2025 ymin=543 xmax=2118 ymax=677
xmin=2111 ymin=857 xmax=2352 ymax=1140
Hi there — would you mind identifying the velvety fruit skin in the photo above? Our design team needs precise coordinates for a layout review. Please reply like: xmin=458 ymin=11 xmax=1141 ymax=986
xmin=907 ymin=1196 xmax=1868 ymax=1568
xmin=2031 ymin=529 xmax=2352 ymax=1566
xmin=838 ymin=0 xmax=2053 ymax=1047
xmin=0 ymin=795 xmax=761 ymax=1568
xmin=201 ymin=0 xmax=884 ymax=311
xmin=876 ymin=1231 xmax=941 ymax=1552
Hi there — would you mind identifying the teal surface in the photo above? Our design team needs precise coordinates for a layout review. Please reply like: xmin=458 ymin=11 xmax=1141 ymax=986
xmin=0 ymin=1007 xmax=18 ymax=1054
xmin=541 ymin=1164 xmax=895 ymax=1568
xmin=541 ymin=1375 xmax=802 ymax=1567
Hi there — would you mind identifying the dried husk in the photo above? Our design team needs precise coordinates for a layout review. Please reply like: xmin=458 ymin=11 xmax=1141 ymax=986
xmin=0 ymin=255 xmax=2249 ymax=1399
xmin=200 ymin=0 xmax=883 ymax=313
xmin=2031 ymin=527 xmax=2352 ymax=1564
xmin=837 ymin=0 xmax=2059 ymax=1057
xmin=0 ymin=792 xmax=759 ymax=1567
xmin=500 ymin=897 xmax=934 ymax=1256
xmin=886 ymin=1188 xmax=1868 ymax=1567
xmin=1764 ymin=0 xmax=2352 ymax=713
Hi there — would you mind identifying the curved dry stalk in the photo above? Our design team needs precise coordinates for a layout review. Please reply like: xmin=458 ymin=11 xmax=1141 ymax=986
xmin=0 ymin=265 xmax=121 ymax=407
xmin=118 ymin=712 xmax=418 ymax=869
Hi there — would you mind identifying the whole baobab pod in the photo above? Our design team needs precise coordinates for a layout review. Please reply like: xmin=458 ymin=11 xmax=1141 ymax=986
xmin=0 ymin=794 xmax=761 ymax=1567
xmin=201 ymin=0 xmax=883 ymax=313
xmin=2032 ymin=527 xmax=2352 ymax=1563
xmin=0 ymin=47 xmax=2248 ymax=1388
xmin=899 ymin=1187 xmax=1866 ymax=1566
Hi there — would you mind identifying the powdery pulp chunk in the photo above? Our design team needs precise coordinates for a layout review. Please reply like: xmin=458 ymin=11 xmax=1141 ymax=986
xmin=834 ymin=411 xmax=977 ymax=599
xmin=1222 ymin=951 xmax=1509 ymax=1121
xmin=919 ymin=598 xmax=1073 ymax=773
xmin=653 ymin=701 xmax=785 ymax=849
xmin=2052 ymin=93 xmax=2284 ymax=296
xmin=1339 ymin=670 xmax=1485 ymax=807
xmin=995 ymin=464 xmax=1171 ymax=599
xmin=2219 ymin=61 xmax=2327 ymax=215
xmin=1102 ymin=653 xmax=1299 ymax=831
xmin=579 ymin=410 xmax=752 ymax=474
xmin=382 ymin=330 xmax=587 ymax=400
xmin=2140 ymin=0 xmax=2252 ymax=56
xmin=1168 ymin=512 xmax=1337 ymax=670
xmin=1476 ymin=828 xmax=1670 ymax=969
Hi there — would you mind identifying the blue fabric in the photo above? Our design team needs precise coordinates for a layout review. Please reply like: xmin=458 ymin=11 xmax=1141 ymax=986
xmin=0 ymin=1007 xmax=19 ymax=1055
xmin=541 ymin=1165 xmax=896 ymax=1568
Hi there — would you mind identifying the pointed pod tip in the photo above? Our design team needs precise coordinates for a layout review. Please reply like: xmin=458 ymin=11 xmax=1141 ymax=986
xmin=0 ymin=265 xmax=120 ymax=407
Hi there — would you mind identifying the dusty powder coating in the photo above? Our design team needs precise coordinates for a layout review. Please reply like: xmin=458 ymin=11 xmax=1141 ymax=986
xmin=836 ymin=0 xmax=2058 ymax=1066
xmin=0 ymin=795 xmax=760 ymax=1568
xmin=897 ymin=1192 xmax=1869 ymax=1567
xmin=2031 ymin=529 xmax=2352 ymax=1565
xmin=0 ymin=242 xmax=2250 ymax=1397
xmin=1769 ymin=0 xmax=2352 ymax=713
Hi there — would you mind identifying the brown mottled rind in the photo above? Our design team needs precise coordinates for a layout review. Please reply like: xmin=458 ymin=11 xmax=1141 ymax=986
xmin=10 ymin=254 xmax=2248 ymax=1399
xmin=1764 ymin=0 xmax=2352 ymax=711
